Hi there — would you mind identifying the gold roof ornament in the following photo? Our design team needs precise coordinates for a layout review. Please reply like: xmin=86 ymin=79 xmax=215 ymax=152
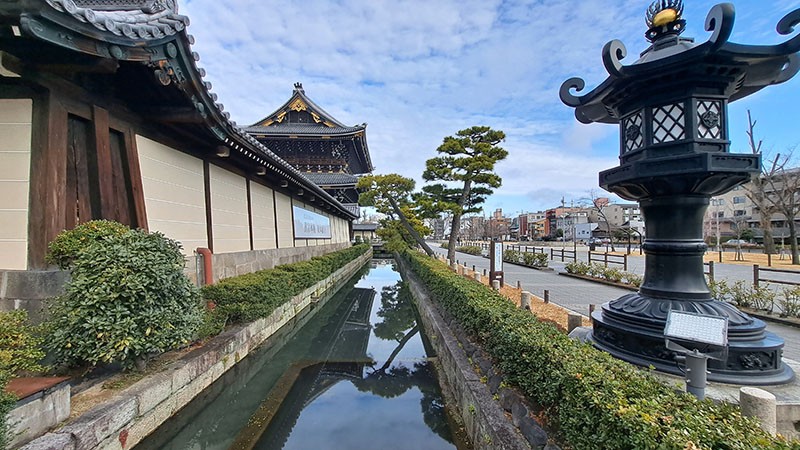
xmin=645 ymin=0 xmax=685 ymax=42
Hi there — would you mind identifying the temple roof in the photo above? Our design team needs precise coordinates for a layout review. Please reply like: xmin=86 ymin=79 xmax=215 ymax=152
xmin=0 ymin=0 xmax=358 ymax=220
xmin=246 ymin=83 xmax=364 ymax=134
xmin=303 ymin=172 xmax=359 ymax=187
xmin=245 ymin=83 xmax=373 ymax=174
xmin=246 ymin=123 xmax=365 ymax=137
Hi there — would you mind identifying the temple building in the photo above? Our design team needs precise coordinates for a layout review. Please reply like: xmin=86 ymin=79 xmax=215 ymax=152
xmin=246 ymin=83 xmax=373 ymax=215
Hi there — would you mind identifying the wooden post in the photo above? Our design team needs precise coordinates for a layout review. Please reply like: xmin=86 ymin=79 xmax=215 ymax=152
xmin=768 ymin=252 xmax=772 ymax=267
xmin=623 ymin=254 xmax=628 ymax=271
xmin=568 ymin=313 xmax=582 ymax=333
xmin=754 ymin=264 xmax=760 ymax=289
xmin=544 ymin=290 xmax=550 ymax=303
xmin=708 ymin=260 xmax=714 ymax=283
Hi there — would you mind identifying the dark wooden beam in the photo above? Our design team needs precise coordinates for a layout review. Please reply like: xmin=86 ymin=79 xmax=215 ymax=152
xmin=123 ymin=126 xmax=147 ymax=230
xmin=27 ymin=92 xmax=68 ymax=269
xmin=93 ymin=105 xmax=115 ymax=219
xmin=140 ymin=106 xmax=204 ymax=124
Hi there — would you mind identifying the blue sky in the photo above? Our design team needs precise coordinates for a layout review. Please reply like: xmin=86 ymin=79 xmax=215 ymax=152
xmin=181 ymin=0 xmax=800 ymax=216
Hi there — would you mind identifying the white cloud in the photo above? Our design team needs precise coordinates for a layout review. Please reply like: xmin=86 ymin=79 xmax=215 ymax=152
xmin=180 ymin=0 xmax=800 ymax=215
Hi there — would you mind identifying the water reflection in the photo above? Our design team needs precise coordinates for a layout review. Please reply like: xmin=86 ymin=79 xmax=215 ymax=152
xmin=137 ymin=260 xmax=468 ymax=450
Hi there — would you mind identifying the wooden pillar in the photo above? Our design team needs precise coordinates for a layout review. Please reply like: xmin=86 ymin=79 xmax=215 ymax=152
xmin=27 ymin=92 xmax=68 ymax=269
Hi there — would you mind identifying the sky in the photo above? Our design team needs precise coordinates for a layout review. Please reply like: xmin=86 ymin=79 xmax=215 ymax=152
xmin=180 ymin=0 xmax=800 ymax=216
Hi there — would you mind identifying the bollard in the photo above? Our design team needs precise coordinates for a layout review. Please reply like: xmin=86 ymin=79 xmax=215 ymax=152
xmin=589 ymin=304 xmax=595 ymax=318
xmin=517 ymin=280 xmax=522 ymax=290
xmin=483 ymin=268 xmax=487 ymax=276
xmin=492 ymin=280 xmax=501 ymax=291
xmin=740 ymin=387 xmax=777 ymax=436
xmin=474 ymin=272 xmax=482 ymax=283
xmin=472 ymin=265 xmax=476 ymax=272
xmin=544 ymin=290 xmax=550 ymax=304
xmin=567 ymin=313 xmax=582 ymax=334
xmin=521 ymin=291 xmax=532 ymax=310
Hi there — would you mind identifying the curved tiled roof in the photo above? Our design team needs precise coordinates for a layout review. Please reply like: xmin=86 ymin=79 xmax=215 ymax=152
xmin=46 ymin=0 xmax=189 ymax=40
xmin=302 ymin=172 xmax=359 ymax=186
xmin=245 ymin=123 xmax=364 ymax=137
xmin=7 ymin=0 xmax=358 ymax=219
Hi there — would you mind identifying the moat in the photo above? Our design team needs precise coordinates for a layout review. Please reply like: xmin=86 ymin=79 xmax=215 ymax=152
xmin=138 ymin=260 xmax=470 ymax=449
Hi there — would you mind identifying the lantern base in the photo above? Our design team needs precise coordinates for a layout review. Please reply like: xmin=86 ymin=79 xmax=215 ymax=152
xmin=589 ymin=293 xmax=795 ymax=385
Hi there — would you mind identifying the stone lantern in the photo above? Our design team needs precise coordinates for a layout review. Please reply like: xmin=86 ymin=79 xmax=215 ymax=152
xmin=560 ymin=0 xmax=800 ymax=384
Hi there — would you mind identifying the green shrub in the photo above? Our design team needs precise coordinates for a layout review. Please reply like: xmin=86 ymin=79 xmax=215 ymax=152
xmin=403 ymin=250 xmax=786 ymax=449
xmin=624 ymin=272 xmax=643 ymax=287
xmin=440 ymin=242 xmax=449 ymax=249
xmin=0 ymin=372 xmax=16 ymax=450
xmin=0 ymin=310 xmax=44 ymax=375
xmin=0 ymin=311 xmax=42 ymax=450
xmin=456 ymin=245 xmax=482 ymax=256
xmin=522 ymin=252 xmax=548 ymax=268
xmin=46 ymin=227 xmax=202 ymax=370
xmin=503 ymin=249 xmax=520 ymax=263
xmin=604 ymin=267 xmax=623 ymax=283
xmin=202 ymin=244 xmax=370 ymax=324
xmin=46 ymin=220 xmax=129 ymax=269
xmin=781 ymin=286 xmax=800 ymax=318
xmin=565 ymin=260 xmax=589 ymax=275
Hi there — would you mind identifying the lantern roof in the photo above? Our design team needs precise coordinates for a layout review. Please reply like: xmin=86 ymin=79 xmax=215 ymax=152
xmin=560 ymin=2 xmax=800 ymax=124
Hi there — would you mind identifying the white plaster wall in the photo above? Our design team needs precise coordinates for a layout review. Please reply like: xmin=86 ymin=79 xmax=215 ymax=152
xmin=136 ymin=135 xmax=207 ymax=255
xmin=275 ymin=191 xmax=294 ymax=248
xmin=0 ymin=99 xmax=32 ymax=270
xmin=209 ymin=165 xmax=249 ymax=254
xmin=250 ymin=182 xmax=277 ymax=250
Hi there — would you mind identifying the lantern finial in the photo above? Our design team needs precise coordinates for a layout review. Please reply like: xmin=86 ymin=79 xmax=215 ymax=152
xmin=645 ymin=0 xmax=686 ymax=42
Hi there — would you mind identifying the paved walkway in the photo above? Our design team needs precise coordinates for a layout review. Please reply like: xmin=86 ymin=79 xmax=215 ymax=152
xmin=430 ymin=244 xmax=800 ymax=361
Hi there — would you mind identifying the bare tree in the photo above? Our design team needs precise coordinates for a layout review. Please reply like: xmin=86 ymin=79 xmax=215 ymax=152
xmin=742 ymin=111 xmax=780 ymax=255
xmin=586 ymin=190 xmax=616 ymax=252
xmin=764 ymin=153 xmax=800 ymax=264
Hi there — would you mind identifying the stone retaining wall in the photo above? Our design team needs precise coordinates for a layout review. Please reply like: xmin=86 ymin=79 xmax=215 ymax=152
xmin=396 ymin=256 xmax=560 ymax=450
xmin=19 ymin=249 xmax=372 ymax=450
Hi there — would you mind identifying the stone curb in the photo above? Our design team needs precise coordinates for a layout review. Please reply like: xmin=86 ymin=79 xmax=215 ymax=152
xmin=397 ymin=256 xmax=560 ymax=450
xmin=740 ymin=307 xmax=800 ymax=329
xmin=557 ymin=272 xmax=639 ymax=291
xmin=20 ymin=249 xmax=372 ymax=450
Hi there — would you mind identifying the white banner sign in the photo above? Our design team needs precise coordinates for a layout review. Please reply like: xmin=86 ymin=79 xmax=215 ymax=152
xmin=293 ymin=206 xmax=332 ymax=239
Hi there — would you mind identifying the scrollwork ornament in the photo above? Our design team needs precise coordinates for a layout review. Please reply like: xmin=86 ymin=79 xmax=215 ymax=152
xmin=704 ymin=3 xmax=735 ymax=50
xmin=558 ymin=77 xmax=585 ymax=107
xmin=602 ymin=39 xmax=627 ymax=78
xmin=777 ymin=8 xmax=800 ymax=54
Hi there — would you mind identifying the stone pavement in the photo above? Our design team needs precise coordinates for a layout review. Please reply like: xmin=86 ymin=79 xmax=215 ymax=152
xmin=430 ymin=244 xmax=800 ymax=361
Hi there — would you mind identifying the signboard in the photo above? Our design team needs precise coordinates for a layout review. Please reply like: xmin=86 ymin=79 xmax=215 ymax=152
xmin=489 ymin=241 xmax=504 ymax=287
xmin=292 ymin=206 xmax=331 ymax=239
xmin=493 ymin=242 xmax=503 ymax=271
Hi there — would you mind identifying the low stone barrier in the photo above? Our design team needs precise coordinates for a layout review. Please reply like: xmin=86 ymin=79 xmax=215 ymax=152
xmin=20 ymin=250 xmax=372 ymax=450
xmin=397 ymin=256 xmax=559 ymax=450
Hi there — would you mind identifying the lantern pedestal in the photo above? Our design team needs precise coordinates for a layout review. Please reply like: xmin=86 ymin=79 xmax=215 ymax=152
xmin=590 ymin=195 xmax=793 ymax=385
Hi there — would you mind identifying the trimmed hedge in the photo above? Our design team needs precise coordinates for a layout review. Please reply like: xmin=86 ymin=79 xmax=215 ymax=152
xmin=403 ymin=250 xmax=792 ymax=450
xmin=456 ymin=245 xmax=483 ymax=255
xmin=202 ymin=244 xmax=370 ymax=324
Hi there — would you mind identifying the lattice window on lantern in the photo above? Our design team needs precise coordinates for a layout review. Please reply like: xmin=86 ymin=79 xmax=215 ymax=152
xmin=622 ymin=111 xmax=644 ymax=153
xmin=697 ymin=100 xmax=722 ymax=139
xmin=651 ymin=103 xmax=685 ymax=144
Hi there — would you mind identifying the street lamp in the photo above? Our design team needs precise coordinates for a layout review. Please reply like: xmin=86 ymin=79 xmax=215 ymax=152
xmin=560 ymin=0 xmax=799 ymax=384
